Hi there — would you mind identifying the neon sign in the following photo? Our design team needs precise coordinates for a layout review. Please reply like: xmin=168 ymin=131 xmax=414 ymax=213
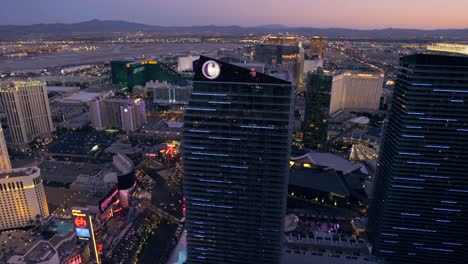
xmin=99 ymin=188 xmax=119 ymax=213
xmin=67 ymin=255 xmax=82 ymax=264
xmin=72 ymin=208 xmax=91 ymax=240
xmin=74 ymin=217 xmax=87 ymax=228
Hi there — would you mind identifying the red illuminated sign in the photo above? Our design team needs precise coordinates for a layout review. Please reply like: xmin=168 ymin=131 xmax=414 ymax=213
xmin=67 ymin=255 xmax=82 ymax=264
xmin=74 ymin=217 xmax=87 ymax=228
xmin=101 ymin=209 xmax=113 ymax=222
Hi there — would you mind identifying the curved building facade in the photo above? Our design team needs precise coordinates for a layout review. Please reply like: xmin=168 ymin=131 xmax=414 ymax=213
xmin=0 ymin=167 xmax=49 ymax=230
xmin=113 ymin=153 xmax=136 ymax=207
xmin=0 ymin=128 xmax=12 ymax=171
xmin=117 ymin=170 xmax=135 ymax=190
xmin=330 ymin=72 xmax=384 ymax=115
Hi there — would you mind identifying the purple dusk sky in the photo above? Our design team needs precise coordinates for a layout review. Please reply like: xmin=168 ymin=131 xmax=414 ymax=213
xmin=1 ymin=0 xmax=467 ymax=29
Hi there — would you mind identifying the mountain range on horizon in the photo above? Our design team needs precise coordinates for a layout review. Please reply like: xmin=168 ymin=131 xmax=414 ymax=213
xmin=1 ymin=19 xmax=468 ymax=40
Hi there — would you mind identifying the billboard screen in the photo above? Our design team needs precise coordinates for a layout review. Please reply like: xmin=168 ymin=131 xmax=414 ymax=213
xmin=99 ymin=187 xmax=119 ymax=213
xmin=72 ymin=208 xmax=91 ymax=240
xmin=75 ymin=228 xmax=91 ymax=238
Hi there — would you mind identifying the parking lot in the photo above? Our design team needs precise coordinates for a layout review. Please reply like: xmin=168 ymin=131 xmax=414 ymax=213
xmin=46 ymin=131 xmax=117 ymax=157
xmin=40 ymin=160 xmax=104 ymax=184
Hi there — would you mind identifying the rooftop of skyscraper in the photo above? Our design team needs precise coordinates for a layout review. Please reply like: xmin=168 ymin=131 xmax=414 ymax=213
xmin=0 ymin=80 xmax=46 ymax=91
xmin=427 ymin=43 xmax=468 ymax=56
xmin=0 ymin=167 xmax=39 ymax=179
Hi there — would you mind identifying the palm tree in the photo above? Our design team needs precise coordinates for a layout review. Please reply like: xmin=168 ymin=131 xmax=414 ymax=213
xmin=34 ymin=214 xmax=41 ymax=226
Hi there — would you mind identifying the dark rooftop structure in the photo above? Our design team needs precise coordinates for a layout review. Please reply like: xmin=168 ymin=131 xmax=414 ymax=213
xmin=289 ymin=166 xmax=349 ymax=197
xmin=289 ymin=152 xmax=369 ymax=210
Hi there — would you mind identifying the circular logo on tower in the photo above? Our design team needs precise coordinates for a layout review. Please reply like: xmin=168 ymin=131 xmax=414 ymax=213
xmin=202 ymin=60 xmax=221 ymax=80
xmin=74 ymin=217 xmax=87 ymax=228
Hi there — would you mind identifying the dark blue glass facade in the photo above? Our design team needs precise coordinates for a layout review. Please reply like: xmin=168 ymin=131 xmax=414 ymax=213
xmin=368 ymin=54 xmax=468 ymax=264
xmin=303 ymin=71 xmax=333 ymax=150
xmin=182 ymin=56 xmax=294 ymax=264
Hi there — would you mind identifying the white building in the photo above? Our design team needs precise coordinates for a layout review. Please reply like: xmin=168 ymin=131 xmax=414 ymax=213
xmin=90 ymin=97 xmax=146 ymax=132
xmin=0 ymin=167 xmax=49 ymax=230
xmin=149 ymin=81 xmax=192 ymax=105
xmin=329 ymin=72 xmax=384 ymax=115
xmin=177 ymin=55 xmax=200 ymax=72
xmin=0 ymin=81 xmax=54 ymax=147
xmin=303 ymin=59 xmax=324 ymax=75
xmin=0 ymin=128 xmax=12 ymax=171
xmin=427 ymin=43 xmax=468 ymax=56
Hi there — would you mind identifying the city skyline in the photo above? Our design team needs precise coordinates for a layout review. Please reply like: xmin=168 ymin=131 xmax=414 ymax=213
xmin=0 ymin=1 xmax=467 ymax=261
xmin=1 ymin=0 xmax=468 ymax=29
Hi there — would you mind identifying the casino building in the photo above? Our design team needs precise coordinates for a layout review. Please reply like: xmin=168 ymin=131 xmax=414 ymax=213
xmin=90 ymin=97 xmax=146 ymax=132
xmin=111 ymin=59 xmax=189 ymax=92
xmin=0 ymin=81 xmax=54 ymax=147
xmin=183 ymin=56 xmax=295 ymax=263
xmin=0 ymin=167 xmax=49 ymax=230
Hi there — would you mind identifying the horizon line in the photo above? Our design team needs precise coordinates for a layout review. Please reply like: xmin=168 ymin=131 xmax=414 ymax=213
xmin=1 ymin=19 xmax=467 ymax=31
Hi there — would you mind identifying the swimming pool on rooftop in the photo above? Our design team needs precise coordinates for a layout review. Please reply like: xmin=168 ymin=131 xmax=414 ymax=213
xmin=50 ymin=220 xmax=74 ymax=237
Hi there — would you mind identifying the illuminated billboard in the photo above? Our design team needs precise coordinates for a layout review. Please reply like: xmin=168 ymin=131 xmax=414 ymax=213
xmin=72 ymin=207 xmax=101 ymax=264
xmin=72 ymin=208 xmax=91 ymax=240
xmin=66 ymin=255 xmax=82 ymax=264
xmin=75 ymin=228 xmax=91 ymax=238
xmin=99 ymin=188 xmax=119 ymax=213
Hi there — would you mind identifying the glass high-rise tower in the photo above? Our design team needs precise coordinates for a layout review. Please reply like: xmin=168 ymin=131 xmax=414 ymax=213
xmin=303 ymin=71 xmax=333 ymax=150
xmin=368 ymin=54 xmax=468 ymax=264
xmin=183 ymin=56 xmax=294 ymax=264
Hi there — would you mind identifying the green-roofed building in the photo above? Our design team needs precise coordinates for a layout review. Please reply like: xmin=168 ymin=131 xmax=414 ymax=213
xmin=111 ymin=59 xmax=189 ymax=92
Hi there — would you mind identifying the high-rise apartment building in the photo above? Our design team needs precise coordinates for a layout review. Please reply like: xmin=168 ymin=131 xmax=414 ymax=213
xmin=0 ymin=81 xmax=54 ymax=147
xmin=367 ymin=54 xmax=468 ymax=264
xmin=183 ymin=56 xmax=294 ymax=264
xmin=90 ymin=97 xmax=146 ymax=132
xmin=265 ymin=35 xmax=298 ymax=46
xmin=254 ymin=44 xmax=303 ymax=85
xmin=0 ymin=167 xmax=49 ymax=230
xmin=0 ymin=128 xmax=12 ymax=171
xmin=303 ymin=71 xmax=333 ymax=150
xmin=330 ymin=72 xmax=384 ymax=115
